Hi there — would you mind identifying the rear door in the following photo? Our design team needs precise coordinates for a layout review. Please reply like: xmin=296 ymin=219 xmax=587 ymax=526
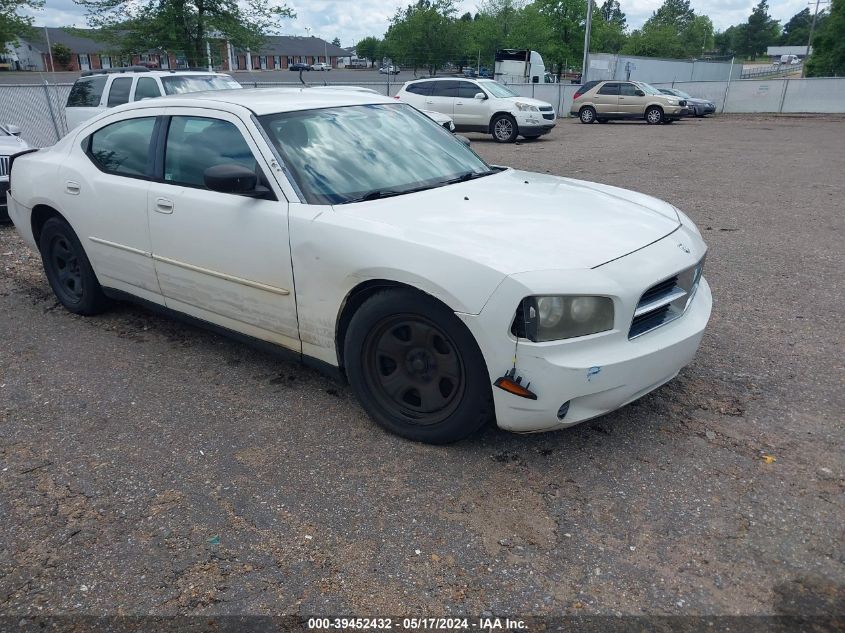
xmin=593 ymin=82 xmax=620 ymax=115
xmin=423 ymin=81 xmax=457 ymax=116
xmin=58 ymin=113 xmax=161 ymax=301
xmin=452 ymin=81 xmax=488 ymax=128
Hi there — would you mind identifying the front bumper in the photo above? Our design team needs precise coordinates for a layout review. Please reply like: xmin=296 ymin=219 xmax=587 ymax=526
xmin=515 ymin=110 xmax=556 ymax=135
xmin=458 ymin=227 xmax=711 ymax=433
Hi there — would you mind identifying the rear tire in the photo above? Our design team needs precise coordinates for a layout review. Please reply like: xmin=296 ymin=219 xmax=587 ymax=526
xmin=579 ymin=106 xmax=596 ymax=124
xmin=491 ymin=114 xmax=518 ymax=143
xmin=39 ymin=217 xmax=109 ymax=315
xmin=645 ymin=106 xmax=664 ymax=125
xmin=344 ymin=288 xmax=493 ymax=444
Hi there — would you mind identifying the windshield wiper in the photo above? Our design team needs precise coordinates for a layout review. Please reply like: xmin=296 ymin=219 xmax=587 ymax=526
xmin=341 ymin=171 xmax=496 ymax=204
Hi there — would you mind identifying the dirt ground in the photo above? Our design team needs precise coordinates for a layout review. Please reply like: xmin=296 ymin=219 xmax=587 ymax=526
xmin=1 ymin=115 xmax=843 ymax=621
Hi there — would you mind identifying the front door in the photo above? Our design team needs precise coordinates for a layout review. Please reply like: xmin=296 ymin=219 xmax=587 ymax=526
xmin=147 ymin=109 xmax=299 ymax=350
xmin=452 ymin=80 xmax=488 ymax=128
xmin=593 ymin=82 xmax=620 ymax=115
xmin=618 ymin=82 xmax=647 ymax=116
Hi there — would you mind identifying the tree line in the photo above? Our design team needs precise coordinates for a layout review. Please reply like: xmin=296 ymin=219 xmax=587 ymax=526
xmin=354 ymin=0 xmax=843 ymax=78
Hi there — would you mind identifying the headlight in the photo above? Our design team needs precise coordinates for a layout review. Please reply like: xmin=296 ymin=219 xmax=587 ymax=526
xmin=666 ymin=98 xmax=679 ymax=105
xmin=513 ymin=296 xmax=615 ymax=342
xmin=515 ymin=102 xmax=539 ymax=112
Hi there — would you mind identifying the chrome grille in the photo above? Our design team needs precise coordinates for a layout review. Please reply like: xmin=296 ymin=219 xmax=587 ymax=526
xmin=0 ymin=156 xmax=9 ymax=178
xmin=629 ymin=259 xmax=704 ymax=339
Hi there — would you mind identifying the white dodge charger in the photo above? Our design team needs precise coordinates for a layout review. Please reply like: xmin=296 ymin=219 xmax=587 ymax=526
xmin=6 ymin=88 xmax=711 ymax=444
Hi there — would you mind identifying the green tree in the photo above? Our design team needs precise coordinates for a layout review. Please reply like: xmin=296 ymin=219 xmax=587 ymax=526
xmin=592 ymin=0 xmax=627 ymax=54
xmin=51 ymin=42 xmax=73 ymax=68
xmin=1 ymin=0 xmax=44 ymax=52
xmin=806 ymin=0 xmax=845 ymax=76
xmin=622 ymin=0 xmax=711 ymax=58
xmin=74 ymin=0 xmax=294 ymax=67
xmin=355 ymin=35 xmax=382 ymax=67
xmin=740 ymin=0 xmax=780 ymax=59
xmin=714 ymin=24 xmax=744 ymax=56
xmin=331 ymin=36 xmax=341 ymax=47
xmin=383 ymin=0 xmax=458 ymax=75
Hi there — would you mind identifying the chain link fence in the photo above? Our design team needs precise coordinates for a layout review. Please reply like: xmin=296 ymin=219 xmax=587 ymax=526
xmin=3 ymin=77 xmax=845 ymax=149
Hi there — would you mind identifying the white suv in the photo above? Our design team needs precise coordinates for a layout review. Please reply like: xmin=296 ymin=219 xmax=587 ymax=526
xmin=65 ymin=67 xmax=242 ymax=131
xmin=396 ymin=78 xmax=556 ymax=142
xmin=0 ymin=123 xmax=32 ymax=223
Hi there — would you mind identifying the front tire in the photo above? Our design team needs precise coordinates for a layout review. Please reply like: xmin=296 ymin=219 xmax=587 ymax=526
xmin=39 ymin=217 xmax=109 ymax=315
xmin=344 ymin=289 xmax=492 ymax=444
xmin=645 ymin=106 xmax=664 ymax=125
xmin=579 ymin=106 xmax=596 ymax=124
xmin=491 ymin=114 xmax=518 ymax=143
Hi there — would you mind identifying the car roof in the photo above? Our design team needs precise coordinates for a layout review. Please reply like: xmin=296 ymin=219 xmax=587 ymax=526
xmin=405 ymin=76 xmax=486 ymax=83
xmin=109 ymin=87 xmax=396 ymax=115
xmin=77 ymin=70 xmax=231 ymax=80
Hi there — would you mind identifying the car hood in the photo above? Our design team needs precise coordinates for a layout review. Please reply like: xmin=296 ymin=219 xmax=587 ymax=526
xmin=337 ymin=169 xmax=681 ymax=273
xmin=504 ymin=96 xmax=553 ymax=109
xmin=0 ymin=136 xmax=29 ymax=153
xmin=686 ymin=97 xmax=713 ymax=105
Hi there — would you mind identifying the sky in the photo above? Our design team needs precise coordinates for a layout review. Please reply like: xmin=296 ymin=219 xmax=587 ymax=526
xmin=27 ymin=0 xmax=814 ymax=47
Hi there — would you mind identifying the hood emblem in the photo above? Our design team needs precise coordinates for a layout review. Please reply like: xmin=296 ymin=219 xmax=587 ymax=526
xmin=677 ymin=242 xmax=691 ymax=254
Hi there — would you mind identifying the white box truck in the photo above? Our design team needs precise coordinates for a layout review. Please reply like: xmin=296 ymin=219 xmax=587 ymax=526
xmin=494 ymin=49 xmax=547 ymax=84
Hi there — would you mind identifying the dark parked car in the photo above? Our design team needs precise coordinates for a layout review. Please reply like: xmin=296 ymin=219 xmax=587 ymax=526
xmin=289 ymin=62 xmax=311 ymax=72
xmin=659 ymin=88 xmax=716 ymax=117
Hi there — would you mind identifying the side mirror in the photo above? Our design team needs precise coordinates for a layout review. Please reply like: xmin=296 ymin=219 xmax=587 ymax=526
xmin=474 ymin=92 xmax=486 ymax=100
xmin=456 ymin=135 xmax=471 ymax=146
xmin=204 ymin=164 xmax=270 ymax=198
xmin=4 ymin=124 xmax=21 ymax=136
xmin=635 ymin=90 xmax=645 ymax=96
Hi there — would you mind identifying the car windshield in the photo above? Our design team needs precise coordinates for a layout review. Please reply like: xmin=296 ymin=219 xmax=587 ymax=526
xmin=259 ymin=103 xmax=495 ymax=205
xmin=671 ymin=89 xmax=692 ymax=99
xmin=634 ymin=82 xmax=663 ymax=96
xmin=160 ymin=75 xmax=241 ymax=95
xmin=482 ymin=82 xmax=519 ymax=98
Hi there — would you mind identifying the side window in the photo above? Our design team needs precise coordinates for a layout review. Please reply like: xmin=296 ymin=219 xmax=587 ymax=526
xmin=88 ymin=117 xmax=156 ymax=176
xmin=134 ymin=77 xmax=162 ymax=101
xmin=619 ymin=83 xmax=639 ymax=96
xmin=456 ymin=81 xmax=482 ymax=99
xmin=598 ymin=82 xmax=620 ymax=96
xmin=67 ymin=76 xmax=107 ymax=107
xmin=406 ymin=82 xmax=432 ymax=96
xmin=430 ymin=81 xmax=458 ymax=98
xmin=164 ymin=116 xmax=257 ymax=189
xmin=108 ymin=77 xmax=133 ymax=107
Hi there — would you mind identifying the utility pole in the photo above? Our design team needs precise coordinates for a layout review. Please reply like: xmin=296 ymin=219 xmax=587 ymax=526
xmin=581 ymin=0 xmax=593 ymax=84
xmin=44 ymin=26 xmax=55 ymax=73
xmin=803 ymin=0 xmax=828 ymax=77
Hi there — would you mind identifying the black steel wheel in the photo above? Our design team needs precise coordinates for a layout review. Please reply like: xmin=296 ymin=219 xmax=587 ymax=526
xmin=363 ymin=315 xmax=465 ymax=424
xmin=344 ymin=288 xmax=493 ymax=443
xmin=39 ymin=216 xmax=109 ymax=315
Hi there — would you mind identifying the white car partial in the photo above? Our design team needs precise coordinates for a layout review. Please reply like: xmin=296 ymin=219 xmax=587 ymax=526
xmin=6 ymin=88 xmax=711 ymax=444
xmin=0 ymin=123 xmax=32 ymax=223
xmin=396 ymin=77 xmax=556 ymax=142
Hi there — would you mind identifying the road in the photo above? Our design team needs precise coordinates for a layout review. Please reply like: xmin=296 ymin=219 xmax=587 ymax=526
xmin=1 ymin=115 xmax=843 ymax=620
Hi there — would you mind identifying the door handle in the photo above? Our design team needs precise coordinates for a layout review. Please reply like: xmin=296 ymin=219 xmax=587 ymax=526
xmin=65 ymin=181 xmax=80 ymax=195
xmin=154 ymin=197 xmax=174 ymax=214
xmin=456 ymin=101 xmax=464 ymax=106
xmin=425 ymin=100 xmax=434 ymax=104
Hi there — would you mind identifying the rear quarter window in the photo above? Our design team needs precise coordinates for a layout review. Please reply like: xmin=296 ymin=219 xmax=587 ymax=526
xmin=107 ymin=77 xmax=133 ymax=107
xmin=67 ymin=76 xmax=107 ymax=107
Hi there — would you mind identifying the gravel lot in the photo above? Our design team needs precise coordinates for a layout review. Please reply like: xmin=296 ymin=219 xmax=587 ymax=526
xmin=1 ymin=115 xmax=843 ymax=620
